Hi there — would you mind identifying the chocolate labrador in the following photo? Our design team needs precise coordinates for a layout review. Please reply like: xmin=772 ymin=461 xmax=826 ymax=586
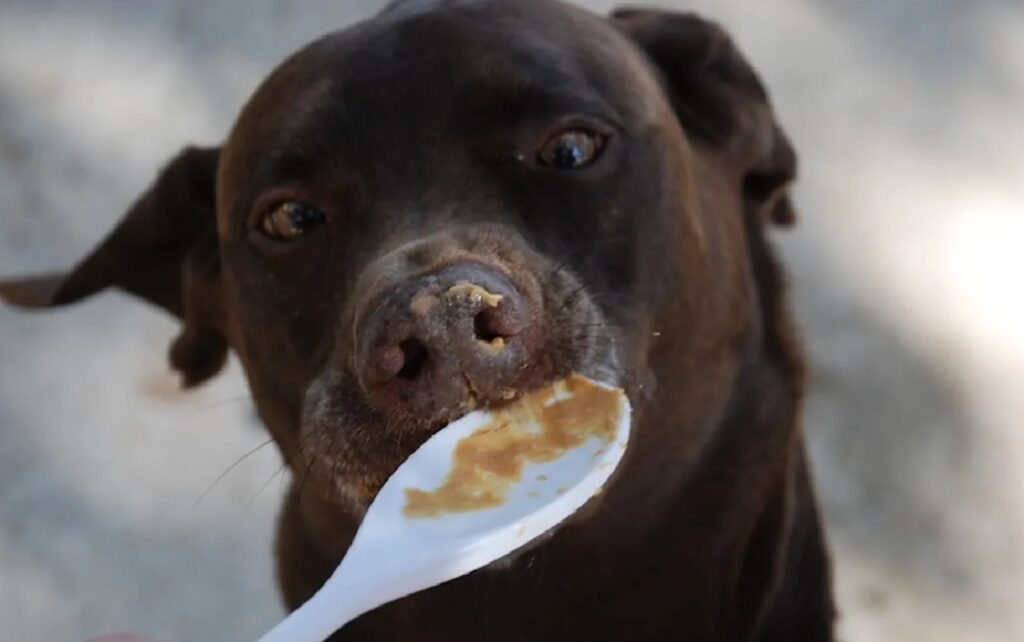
xmin=0 ymin=1 xmax=835 ymax=640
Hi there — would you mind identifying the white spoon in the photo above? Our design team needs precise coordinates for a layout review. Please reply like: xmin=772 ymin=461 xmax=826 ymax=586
xmin=256 ymin=375 xmax=631 ymax=642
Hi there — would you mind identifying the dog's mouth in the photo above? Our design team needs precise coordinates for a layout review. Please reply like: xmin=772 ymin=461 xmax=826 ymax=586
xmin=298 ymin=363 xmax=621 ymax=516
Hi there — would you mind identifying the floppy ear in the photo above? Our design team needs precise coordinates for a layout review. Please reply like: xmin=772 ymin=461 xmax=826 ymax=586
xmin=0 ymin=145 xmax=228 ymax=387
xmin=613 ymin=9 xmax=798 ymax=226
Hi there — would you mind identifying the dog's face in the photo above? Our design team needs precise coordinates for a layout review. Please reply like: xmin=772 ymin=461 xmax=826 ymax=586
xmin=217 ymin=0 xmax=695 ymax=510
xmin=0 ymin=0 xmax=796 ymax=517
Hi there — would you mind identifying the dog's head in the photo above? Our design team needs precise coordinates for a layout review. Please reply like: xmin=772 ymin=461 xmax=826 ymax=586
xmin=0 ymin=0 xmax=796 ymax=515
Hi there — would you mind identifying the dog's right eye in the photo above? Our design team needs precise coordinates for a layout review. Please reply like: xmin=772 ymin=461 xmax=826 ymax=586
xmin=536 ymin=127 xmax=608 ymax=170
xmin=260 ymin=201 xmax=326 ymax=241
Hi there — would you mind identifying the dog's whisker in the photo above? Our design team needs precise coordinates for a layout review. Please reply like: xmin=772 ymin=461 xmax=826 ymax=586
xmin=550 ymin=282 xmax=589 ymax=319
xmin=296 ymin=452 xmax=318 ymax=500
xmin=545 ymin=258 xmax=571 ymax=283
xmin=245 ymin=464 xmax=287 ymax=509
xmin=544 ymin=237 xmax=622 ymax=277
xmin=188 ymin=392 xmax=279 ymax=417
xmin=192 ymin=436 xmax=276 ymax=512
xmin=573 ymin=322 xmax=624 ymax=331
xmin=297 ymin=425 xmax=341 ymax=499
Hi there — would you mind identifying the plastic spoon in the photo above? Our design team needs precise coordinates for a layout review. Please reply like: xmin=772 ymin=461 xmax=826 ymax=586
xmin=256 ymin=375 xmax=631 ymax=642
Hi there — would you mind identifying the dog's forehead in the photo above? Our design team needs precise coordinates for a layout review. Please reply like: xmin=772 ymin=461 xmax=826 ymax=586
xmin=356 ymin=0 xmax=637 ymax=86
xmin=245 ymin=0 xmax=647 ymax=120
xmin=217 ymin=0 xmax=669 ymax=222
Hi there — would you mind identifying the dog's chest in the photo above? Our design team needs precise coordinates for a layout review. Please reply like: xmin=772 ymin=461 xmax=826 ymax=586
xmin=335 ymin=559 xmax=716 ymax=642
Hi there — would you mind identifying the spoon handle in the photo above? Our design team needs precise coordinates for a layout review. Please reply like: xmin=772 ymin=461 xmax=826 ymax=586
xmin=256 ymin=570 xmax=377 ymax=642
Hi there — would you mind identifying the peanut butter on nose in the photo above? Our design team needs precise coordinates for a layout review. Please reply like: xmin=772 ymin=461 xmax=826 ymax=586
xmin=446 ymin=282 xmax=503 ymax=307
xmin=409 ymin=293 xmax=440 ymax=316
xmin=403 ymin=375 xmax=623 ymax=518
xmin=481 ymin=337 xmax=506 ymax=352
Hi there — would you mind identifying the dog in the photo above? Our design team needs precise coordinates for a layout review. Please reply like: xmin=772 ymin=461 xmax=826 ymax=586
xmin=0 ymin=1 xmax=835 ymax=640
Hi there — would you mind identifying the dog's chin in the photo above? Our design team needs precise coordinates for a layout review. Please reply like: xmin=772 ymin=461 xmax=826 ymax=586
xmin=327 ymin=446 xmax=423 ymax=518
xmin=320 ymin=415 xmax=463 ymax=517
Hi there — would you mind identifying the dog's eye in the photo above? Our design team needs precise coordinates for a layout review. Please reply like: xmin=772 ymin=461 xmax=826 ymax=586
xmin=537 ymin=128 xmax=607 ymax=170
xmin=260 ymin=201 xmax=325 ymax=241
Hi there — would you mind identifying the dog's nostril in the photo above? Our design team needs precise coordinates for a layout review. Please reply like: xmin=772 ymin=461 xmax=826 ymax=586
xmin=396 ymin=339 xmax=429 ymax=380
xmin=473 ymin=309 xmax=502 ymax=343
xmin=473 ymin=304 xmax=524 ymax=344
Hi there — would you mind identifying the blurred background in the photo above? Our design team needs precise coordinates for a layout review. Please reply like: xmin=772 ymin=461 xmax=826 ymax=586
xmin=0 ymin=0 xmax=1021 ymax=640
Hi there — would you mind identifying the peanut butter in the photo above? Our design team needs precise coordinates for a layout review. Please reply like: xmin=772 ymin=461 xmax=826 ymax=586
xmin=446 ymin=282 xmax=503 ymax=307
xmin=403 ymin=375 xmax=622 ymax=518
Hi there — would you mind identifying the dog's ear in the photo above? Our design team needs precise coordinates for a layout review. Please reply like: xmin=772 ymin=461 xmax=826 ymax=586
xmin=613 ymin=9 xmax=797 ymax=226
xmin=0 ymin=146 xmax=228 ymax=387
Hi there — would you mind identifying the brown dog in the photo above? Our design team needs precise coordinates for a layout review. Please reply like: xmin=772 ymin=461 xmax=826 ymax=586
xmin=0 ymin=1 xmax=834 ymax=640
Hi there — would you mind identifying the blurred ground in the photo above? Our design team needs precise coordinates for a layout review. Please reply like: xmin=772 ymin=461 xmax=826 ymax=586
xmin=1 ymin=1 xmax=1022 ymax=640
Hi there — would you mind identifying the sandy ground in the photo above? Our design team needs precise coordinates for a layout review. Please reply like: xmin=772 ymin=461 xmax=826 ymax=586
xmin=1 ymin=1 xmax=1022 ymax=640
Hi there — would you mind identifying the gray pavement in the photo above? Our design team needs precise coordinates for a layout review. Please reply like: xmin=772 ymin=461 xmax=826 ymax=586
xmin=1 ymin=1 xmax=1022 ymax=640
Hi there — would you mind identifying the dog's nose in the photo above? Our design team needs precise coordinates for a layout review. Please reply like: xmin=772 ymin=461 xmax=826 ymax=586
xmin=357 ymin=262 xmax=537 ymax=422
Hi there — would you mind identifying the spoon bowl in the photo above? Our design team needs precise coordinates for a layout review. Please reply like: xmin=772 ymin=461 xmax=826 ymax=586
xmin=257 ymin=375 xmax=631 ymax=642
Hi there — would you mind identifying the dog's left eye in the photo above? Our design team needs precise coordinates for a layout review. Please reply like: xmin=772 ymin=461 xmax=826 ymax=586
xmin=537 ymin=128 xmax=607 ymax=170
xmin=260 ymin=201 xmax=326 ymax=241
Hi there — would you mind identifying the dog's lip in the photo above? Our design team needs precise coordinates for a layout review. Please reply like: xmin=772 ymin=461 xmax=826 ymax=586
xmin=330 ymin=368 xmax=628 ymax=522
xmin=335 ymin=376 xmax=553 ymax=500
xmin=395 ymin=361 xmax=622 ymax=433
